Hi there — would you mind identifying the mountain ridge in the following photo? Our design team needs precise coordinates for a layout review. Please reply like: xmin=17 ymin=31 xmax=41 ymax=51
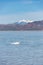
xmin=0 ymin=20 xmax=43 ymax=30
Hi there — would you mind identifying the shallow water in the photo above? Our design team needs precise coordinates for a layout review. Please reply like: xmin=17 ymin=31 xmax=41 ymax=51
xmin=0 ymin=31 xmax=43 ymax=65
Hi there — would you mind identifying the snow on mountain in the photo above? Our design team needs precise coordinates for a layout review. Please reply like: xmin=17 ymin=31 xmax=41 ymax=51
xmin=19 ymin=19 xmax=33 ymax=23
xmin=15 ymin=19 xmax=33 ymax=25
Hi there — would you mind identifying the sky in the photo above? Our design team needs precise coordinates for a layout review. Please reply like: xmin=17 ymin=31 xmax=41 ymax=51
xmin=0 ymin=0 xmax=43 ymax=24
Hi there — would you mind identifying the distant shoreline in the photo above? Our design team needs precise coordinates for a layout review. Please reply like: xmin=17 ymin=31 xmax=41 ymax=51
xmin=0 ymin=20 xmax=43 ymax=31
xmin=0 ymin=30 xmax=43 ymax=31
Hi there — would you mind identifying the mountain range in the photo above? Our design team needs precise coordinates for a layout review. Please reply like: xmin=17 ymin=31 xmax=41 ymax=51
xmin=0 ymin=20 xmax=43 ymax=31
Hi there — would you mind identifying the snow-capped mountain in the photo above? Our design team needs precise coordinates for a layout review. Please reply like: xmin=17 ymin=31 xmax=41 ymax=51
xmin=19 ymin=19 xmax=33 ymax=23
xmin=0 ymin=20 xmax=43 ymax=30
xmin=15 ymin=19 xmax=33 ymax=25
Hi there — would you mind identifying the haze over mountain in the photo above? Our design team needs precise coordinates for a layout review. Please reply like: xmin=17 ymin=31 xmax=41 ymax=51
xmin=0 ymin=0 xmax=43 ymax=24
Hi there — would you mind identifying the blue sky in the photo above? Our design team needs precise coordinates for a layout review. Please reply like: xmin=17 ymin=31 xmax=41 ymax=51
xmin=0 ymin=0 xmax=43 ymax=24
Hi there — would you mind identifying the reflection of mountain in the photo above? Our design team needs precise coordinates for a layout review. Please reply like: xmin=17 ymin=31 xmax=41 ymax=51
xmin=0 ymin=20 xmax=43 ymax=30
